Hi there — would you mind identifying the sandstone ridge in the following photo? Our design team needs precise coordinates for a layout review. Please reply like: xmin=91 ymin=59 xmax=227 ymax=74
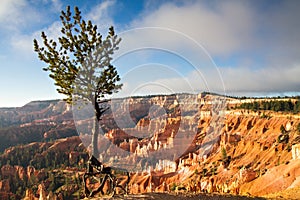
xmin=0 ymin=93 xmax=300 ymax=199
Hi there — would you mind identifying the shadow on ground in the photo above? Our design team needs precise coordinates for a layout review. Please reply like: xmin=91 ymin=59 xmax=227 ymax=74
xmin=107 ymin=193 xmax=267 ymax=200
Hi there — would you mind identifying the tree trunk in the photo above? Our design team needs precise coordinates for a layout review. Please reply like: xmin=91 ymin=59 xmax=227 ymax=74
xmin=91 ymin=95 xmax=109 ymax=158
xmin=91 ymin=114 xmax=100 ymax=157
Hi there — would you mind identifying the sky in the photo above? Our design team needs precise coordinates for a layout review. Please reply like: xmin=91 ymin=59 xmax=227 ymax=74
xmin=1 ymin=0 xmax=300 ymax=107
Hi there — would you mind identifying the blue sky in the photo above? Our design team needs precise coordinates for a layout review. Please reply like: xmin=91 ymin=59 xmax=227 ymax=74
xmin=1 ymin=0 xmax=300 ymax=107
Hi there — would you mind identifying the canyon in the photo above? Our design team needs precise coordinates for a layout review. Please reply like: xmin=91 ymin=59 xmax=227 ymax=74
xmin=0 ymin=93 xmax=300 ymax=199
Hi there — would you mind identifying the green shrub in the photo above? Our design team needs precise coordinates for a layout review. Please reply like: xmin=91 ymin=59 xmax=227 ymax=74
xmin=297 ymin=123 xmax=300 ymax=135
xmin=221 ymin=147 xmax=227 ymax=161
xmin=277 ymin=134 xmax=289 ymax=144
xmin=280 ymin=125 xmax=287 ymax=134
xmin=170 ymin=183 xmax=177 ymax=191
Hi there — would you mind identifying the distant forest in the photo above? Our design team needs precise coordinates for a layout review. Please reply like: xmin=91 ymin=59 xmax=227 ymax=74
xmin=236 ymin=99 xmax=300 ymax=113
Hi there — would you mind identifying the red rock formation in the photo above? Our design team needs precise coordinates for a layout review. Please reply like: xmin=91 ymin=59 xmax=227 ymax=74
xmin=119 ymin=108 xmax=300 ymax=198
xmin=239 ymin=168 xmax=257 ymax=183
xmin=23 ymin=189 xmax=37 ymax=200
xmin=0 ymin=179 xmax=10 ymax=192
xmin=37 ymin=183 xmax=47 ymax=200
xmin=2 ymin=94 xmax=300 ymax=199
xmin=292 ymin=144 xmax=300 ymax=160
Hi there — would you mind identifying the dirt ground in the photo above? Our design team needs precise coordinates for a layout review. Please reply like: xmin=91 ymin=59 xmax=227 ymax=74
xmin=87 ymin=187 xmax=300 ymax=200
xmin=95 ymin=193 xmax=267 ymax=200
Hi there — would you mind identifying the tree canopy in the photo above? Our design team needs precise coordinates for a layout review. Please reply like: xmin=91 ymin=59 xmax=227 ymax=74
xmin=237 ymin=100 xmax=300 ymax=113
xmin=33 ymin=6 xmax=122 ymax=104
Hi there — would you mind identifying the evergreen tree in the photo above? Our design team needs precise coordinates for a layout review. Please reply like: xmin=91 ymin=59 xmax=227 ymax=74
xmin=297 ymin=123 xmax=300 ymax=134
xmin=294 ymin=101 xmax=300 ymax=113
xmin=280 ymin=125 xmax=286 ymax=134
xmin=284 ymin=100 xmax=293 ymax=111
xmin=33 ymin=6 xmax=122 ymax=157
xmin=221 ymin=147 xmax=227 ymax=161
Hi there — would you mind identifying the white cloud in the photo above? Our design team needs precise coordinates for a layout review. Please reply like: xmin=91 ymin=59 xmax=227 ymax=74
xmin=11 ymin=21 xmax=62 ymax=58
xmin=0 ymin=0 xmax=62 ymax=31
xmin=9 ymin=0 xmax=115 ymax=58
xmin=112 ymin=60 xmax=224 ymax=98
xmin=0 ymin=0 xmax=27 ymax=29
xmin=114 ymin=62 xmax=300 ymax=98
xmin=219 ymin=64 xmax=300 ymax=94
xmin=129 ymin=1 xmax=256 ymax=57
xmin=108 ymin=1 xmax=254 ymax=96
xmin=0 ymin=0 xmax=25 ymax=19
xmin=1 ymin=0 xmax=64 ymax=60
xmin=11 ymin=0 xmax=116 ymax=57
xmin=257 ymin=1 xmax=300 ymax=69
xmin=115 ymin=1 xmax=300 ymax=96
xmin=86 ymin=0 xmax=116 ymax=34
xmin=47 ymin=0 xmax=63 ymax=12
xmin=5 ymin=0 xmax=300 ymax=100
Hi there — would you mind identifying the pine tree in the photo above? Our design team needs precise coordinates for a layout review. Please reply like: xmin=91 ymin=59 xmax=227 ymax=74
xmin=33 ymin=6 xmax=122 ymax=157
xmin=221 ymin=147 xmax=227 ymax=161
xmin=280 ymin=124 xmax=286 ymax=134
xmin=297 ymin=123 xmax=300 ymax=134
